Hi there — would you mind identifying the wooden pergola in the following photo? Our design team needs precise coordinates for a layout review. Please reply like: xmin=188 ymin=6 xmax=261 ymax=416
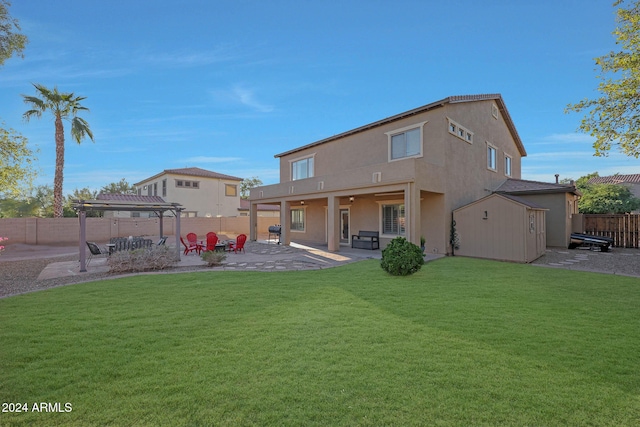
xmin=72 ymin=199 xmax=183 ymax=272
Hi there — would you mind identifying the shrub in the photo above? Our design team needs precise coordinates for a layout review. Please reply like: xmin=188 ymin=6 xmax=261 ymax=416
xmin=107 ymin=246 xmax=178 ymax=273
xmin=201 ymin=250 xmax=227 ymax=267
xmin=380 ymin=237 xmax=424 ymax=276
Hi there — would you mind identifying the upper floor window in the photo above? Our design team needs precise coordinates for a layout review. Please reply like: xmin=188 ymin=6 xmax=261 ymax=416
xmin=504 ymin=154 xmax=512 ymax=177
xmin=447 ymin=118 xmax=473 ymax=144
xmin=386 ymin=121 xmax=427 ymax=161
xmin=162 ymin=179 xmax=167 ymax=197
xmin=291 ymin=156 xmax=314 ymax=180
xmin=487 ymin=142 xmax=497 ymax=171
xmin=176 ymin=179 xmax=199 ymax=189
xmin=225 ymin=184 xmax=237 ymax=197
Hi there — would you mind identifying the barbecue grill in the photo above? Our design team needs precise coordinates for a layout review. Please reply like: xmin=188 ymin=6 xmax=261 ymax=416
xmin=268 ymin=225 xmax=282 ymax=244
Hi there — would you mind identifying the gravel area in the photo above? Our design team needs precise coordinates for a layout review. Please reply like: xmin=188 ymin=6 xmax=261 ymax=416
xmin=0 ymin=255 xmax=208 ymax=299
xmin=531 ymin=247 xmax=640 ymax=277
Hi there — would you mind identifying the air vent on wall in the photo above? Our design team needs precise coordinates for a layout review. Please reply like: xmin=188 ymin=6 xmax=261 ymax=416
xmin=372 ymin=172 xmax=382 ymax=183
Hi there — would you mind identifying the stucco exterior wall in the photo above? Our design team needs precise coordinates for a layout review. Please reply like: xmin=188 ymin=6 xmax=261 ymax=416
xmin=514 ymin=193 xmax=575 ymax=248
xmin=137 ymin=173 xmax=241 ymax=218
xmin=251 ymin=96 xmax=526 ymax=255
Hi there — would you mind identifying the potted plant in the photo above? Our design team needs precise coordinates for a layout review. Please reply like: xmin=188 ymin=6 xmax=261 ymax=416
xmin=420 ymin=236 xmax=426 ymax=254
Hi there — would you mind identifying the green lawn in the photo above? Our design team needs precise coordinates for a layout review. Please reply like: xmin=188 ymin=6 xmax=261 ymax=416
xmin=1 ymin=257 xmax=639 ymax=426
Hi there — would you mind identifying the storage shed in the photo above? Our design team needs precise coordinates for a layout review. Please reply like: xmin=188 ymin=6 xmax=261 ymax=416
xmin=452 ymin=193 xmax=547 ymax=263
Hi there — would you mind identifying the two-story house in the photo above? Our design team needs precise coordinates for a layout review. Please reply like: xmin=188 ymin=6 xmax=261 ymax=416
xmin=135 ymin=167 xmax=243 ymax=217
xmin=249 ymin=94 xmax=528 ymax=255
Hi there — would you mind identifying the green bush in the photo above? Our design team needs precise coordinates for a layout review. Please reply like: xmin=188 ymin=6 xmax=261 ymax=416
xmin=380 ymin=237 xmax=424 ymax=276
xmin=107 ymin=246 xmax=178 ymax=273
xmin=201 ymin=250 xmax=227 ymax=267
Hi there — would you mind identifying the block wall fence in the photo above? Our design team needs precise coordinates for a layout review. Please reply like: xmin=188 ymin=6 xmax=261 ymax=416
xmin=0 ymin=217 xmax=280 ymax=245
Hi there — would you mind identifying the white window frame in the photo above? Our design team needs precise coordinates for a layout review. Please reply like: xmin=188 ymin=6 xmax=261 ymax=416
xmin=447 ymin=117 xmax=473 ymax=144
xmin=385 ymin=121 xmax=427 ymax=162
xmin=487 ymin=142 xmax=497 ymax=172
xmin=290 ymin=207 xmax=306 ymax=232
xmin=504 ymin=154 xmax=512 ymax=177
xmin=290 ymin=154 xmax=315 ymax=181
xmin=378 ymin=201 xmax=406 ymax=237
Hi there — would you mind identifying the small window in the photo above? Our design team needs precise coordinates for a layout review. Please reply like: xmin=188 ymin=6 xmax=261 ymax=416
xmin=192 ymin=181 xmax=199 ymax=189
xmin=504 ymin=155 xmax=512 ymax=177
xmin=162 ymin=179 xmax=167 ymax=197
xmin=492 ymin=104 xmax=499 ymax=119
xmin=153 ymin=183 xmax=157 ymax=196
xmin=487 ymin=143 xmax=497 ymax=171
xmin=185 ymin=181 xmax=191 ymax=187
xmin=225 ymin=184 xmax=237 ymax=197
xmin=292 ymin=156 xmax=314 ymax=180
xmin=290 ymin=208 xmax=305 ymax=231
xmin=447 ymin=118 xmax=473 ymax=144
xmin=176 ymin=180 xmax=184 ymax=187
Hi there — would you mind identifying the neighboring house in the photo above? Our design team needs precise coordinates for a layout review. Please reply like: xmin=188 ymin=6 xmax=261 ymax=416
xmin=587 ymin=174 xmax=640 ymax=199
xmin=238 ymin=199 xmax=280 ymax=217
xmin=97 ymin=193 xmax=167 ymax=218
xmin=135 ymin=167 xmax=243 ymax=218
xmin=249 ymin=94 xmax=532 ymax=256
xmin=494 ymin=178 xmax=580 ymax=248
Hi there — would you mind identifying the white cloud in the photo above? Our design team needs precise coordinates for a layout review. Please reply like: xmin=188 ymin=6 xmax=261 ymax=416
xmin=211 ymin=84 xmax=275 ymax=113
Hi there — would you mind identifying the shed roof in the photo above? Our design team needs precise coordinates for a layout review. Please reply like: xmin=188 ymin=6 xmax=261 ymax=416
xmin=275 ymin=94 xmax=526 ymax=158
xmin=454 ymin=193 xmax=548 ymax=212
xmin=495 ymin=178 xmax=580 ymax=196
xmin=135 ymin=167 xmax=243 ymax=185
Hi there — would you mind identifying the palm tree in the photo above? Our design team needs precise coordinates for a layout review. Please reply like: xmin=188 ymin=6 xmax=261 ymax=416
xmin=22 ymin=83 xmax=94 ymax=217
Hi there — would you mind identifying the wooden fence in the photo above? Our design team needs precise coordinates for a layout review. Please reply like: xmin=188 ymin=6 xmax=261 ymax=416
xmin=582 ymin=214 xmax=640 ymax=248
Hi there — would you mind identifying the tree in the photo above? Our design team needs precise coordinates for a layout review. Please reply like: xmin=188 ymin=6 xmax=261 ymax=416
xmin=0 ymin=123 xmax=37 ymax=198
xmin=569 ymin=171 xmax=640 ymax=213
xmin=240 ymin=176 xmax=263 ymax=199
xmin=0 ymin=0 xmax=27 ymax=67
xmin=579 ymin=183 xmax=640 ymax=213
xmin=100 ymin=178 xmax=136 ymax=195
xmin=65 ymin=187 xmax=100 ymax=217
xmin=566 ymin=0 xmax=640 ymax=157
xmin=22 ymin=84 xmax=94 ymax=217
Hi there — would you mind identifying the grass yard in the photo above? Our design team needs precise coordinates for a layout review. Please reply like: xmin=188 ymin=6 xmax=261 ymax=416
xmin=1 ymin=257 xmax=640 ymax=426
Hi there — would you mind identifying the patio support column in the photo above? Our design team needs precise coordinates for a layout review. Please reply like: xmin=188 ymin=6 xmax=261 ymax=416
xmin=175 ymin=209 xmax=182 ymax=261
xmin=327 ymin=195 xmax=340 ymax=252
xmin=158 ymin=211 xmax=164 ymax=239
xmin=79 ymin=210 xmax=87 ymax=272
xmin=405 ymin=182 xmax=421 ymax=246
xmin=249 ymin=202 xmax=258 ymax=241
xmin=280 ymin=200 xmax=291 ymax=246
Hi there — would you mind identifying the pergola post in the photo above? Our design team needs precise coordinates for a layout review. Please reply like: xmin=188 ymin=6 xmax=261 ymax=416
xmin=79 ymin=210 xmax=87 ymax=272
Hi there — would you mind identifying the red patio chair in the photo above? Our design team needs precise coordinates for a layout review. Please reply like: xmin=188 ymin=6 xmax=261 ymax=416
xmin=186 ymin=232 xmax=203 ymax=254
xmin=228 ymin=234 xmax=247 ymax=254
xmin=180 ymin=236 xmax=200 ymax=255
xmin=205 ymin=232 xmax=218 ymax=252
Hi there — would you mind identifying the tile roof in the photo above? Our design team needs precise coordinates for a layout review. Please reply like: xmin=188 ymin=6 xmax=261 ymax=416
xmin=275 ymin=94 xmax=526 ymax=158
xmin=135 ymin=167 xmax=243 ymax=185
xmin=587 ymin=174 xmax=640 ymax=185
xmin=97 ymin=193 xmax=166 ymax=203
xmin=495 ymin=178 xmax=580 ymax=195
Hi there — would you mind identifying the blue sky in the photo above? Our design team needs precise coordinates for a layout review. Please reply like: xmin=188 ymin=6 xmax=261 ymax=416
xmin=1 ymin=0 xmax=638 ymax=195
